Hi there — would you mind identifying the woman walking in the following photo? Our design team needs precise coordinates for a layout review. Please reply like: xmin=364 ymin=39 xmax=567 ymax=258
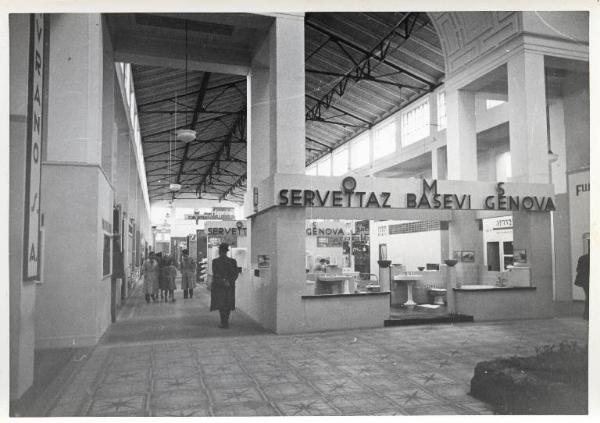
xmin=210 ymin=243 xmax=240 ymax=328
xmin=162 ymin=256 xmax=178 ymax=302
xmin=141 ymin=252 xmax=159 ymax=303
xmin=180 ymin=249 xmax=196 ymax=299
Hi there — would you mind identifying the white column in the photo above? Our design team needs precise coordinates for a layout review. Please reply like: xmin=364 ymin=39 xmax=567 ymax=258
xmin=446 ymin=89 xmax=477 ymax=180
xmin=37 ymin=14 xmax=111 ymax=348
xmin=507 ymin=51 xmax=549 ymax=183
xmin=272 ymin=17 xmax=306 ymax=175
xmin=245 ymin=15 xmax=307 ymax=333
xmin=431 ymin=147 xmax=439 ymax=180
xmin=46 ymin=14 xmax=104 ymax=164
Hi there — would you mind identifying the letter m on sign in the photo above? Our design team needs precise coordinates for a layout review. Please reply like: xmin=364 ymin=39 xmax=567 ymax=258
xmin=422 ymin=179 xmax=438 ymax=195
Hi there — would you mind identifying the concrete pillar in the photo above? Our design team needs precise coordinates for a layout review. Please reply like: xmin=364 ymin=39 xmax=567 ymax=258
xmin=507 ymin=51 xmax=549 ymax=183
xmin=431 ymin=147 xmax=447 ymax=180
xmin=448 ymin=211 xmax=484 ymax=286
xmin=431 ymin=148 xmax=439 ymax=180
xmin=37 ymin=14 xmax=114 ymax=348
xmin=9 ymin=14 xmax=36 ymax=400
xmin=245 ymin=15 xmax=307 ymax=333
xmin=446 ymin=89 xmax=477 ymax=180
xmin=512 ymin=212 xmax=554 ymax=318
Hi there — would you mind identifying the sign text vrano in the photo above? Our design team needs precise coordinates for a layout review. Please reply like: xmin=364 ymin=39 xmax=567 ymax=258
xmin=278 ymin=178 xmax=555 ymax=212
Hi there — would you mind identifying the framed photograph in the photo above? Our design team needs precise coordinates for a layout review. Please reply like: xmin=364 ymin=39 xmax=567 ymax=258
xmin=514 ymin=249 xmax=527 ymax=263
xmin=461 ymin=251 xmax=475 ymax=263
xmin=453 ymin=250 xmax=462 ymax=260
xmin=257 ymin=255 xmax=270 ymax=268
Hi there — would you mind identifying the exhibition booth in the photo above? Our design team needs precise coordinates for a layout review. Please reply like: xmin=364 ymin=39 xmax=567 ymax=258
xmin=240 ymin=173 xmax=555 ymax=333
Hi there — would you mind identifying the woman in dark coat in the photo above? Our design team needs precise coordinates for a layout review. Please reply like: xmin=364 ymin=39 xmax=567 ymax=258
xmin=210 ymin=243 xmax=239 ymax=328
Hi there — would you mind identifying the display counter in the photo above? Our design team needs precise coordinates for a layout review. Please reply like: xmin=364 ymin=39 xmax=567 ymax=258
xmin=300 ymin=292 xmax=390 ymax=331
xmin=454 ymin=286 xmax=537 ymax=320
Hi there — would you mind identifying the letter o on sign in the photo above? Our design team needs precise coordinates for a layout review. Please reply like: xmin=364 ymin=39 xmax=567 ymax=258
xmin=342 ymin=176 xmax=357 ymax=193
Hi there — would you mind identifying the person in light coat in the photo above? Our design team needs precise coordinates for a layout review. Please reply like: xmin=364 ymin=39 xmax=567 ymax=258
xmin=141 ymin=252 xmax=159 ymax=303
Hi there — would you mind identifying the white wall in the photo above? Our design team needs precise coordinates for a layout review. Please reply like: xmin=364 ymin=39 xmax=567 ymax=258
xmin=370 ymin=220 xmax=444 ymax=273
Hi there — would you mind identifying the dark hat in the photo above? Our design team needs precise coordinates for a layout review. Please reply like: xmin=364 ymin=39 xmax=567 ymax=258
xmin=218 ymin=243 xmax=230 ymax=254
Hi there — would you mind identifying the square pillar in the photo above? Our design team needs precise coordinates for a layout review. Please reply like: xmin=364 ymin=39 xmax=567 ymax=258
xmin=512 ymin=212 xmax=553 ymax=318
xmin=248 ymin=15 xmax=305 ymax=189
xmin=37 ymin=14 xmax=114 ymax=348
xmin=246 ymin=15 xmax=307 ymax=333
xmin=431 ymin=147 xmax=447 ymax=180
xmin=448 ymin=211 xmax=484 ymax=287
xmin=507 ymin=51 xmax=549 ymax=183
xmin=446 ymin=89 xmax=477 ymax=180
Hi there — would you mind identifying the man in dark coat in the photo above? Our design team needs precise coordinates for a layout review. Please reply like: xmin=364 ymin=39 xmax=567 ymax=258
xmin=575 ymin=253 xmax=589 ymax=320
xmin=210 ymin=243 xmax=239 ymax=328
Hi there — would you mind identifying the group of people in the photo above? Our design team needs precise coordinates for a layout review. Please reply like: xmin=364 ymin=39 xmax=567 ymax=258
xmin=141 ymin=249 xmax=196 ymax=303
xmin=140 ymin=243 xmax=240 ymax=329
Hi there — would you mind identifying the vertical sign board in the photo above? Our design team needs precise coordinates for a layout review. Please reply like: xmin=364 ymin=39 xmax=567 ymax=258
xmin=23 ymin=14 xmax=45 ymax=281
xmin=568 ymin=170 xmax=590 ymax=301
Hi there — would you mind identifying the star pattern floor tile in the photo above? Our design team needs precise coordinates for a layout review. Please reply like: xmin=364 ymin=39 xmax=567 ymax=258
xmin=327 ymin=393 xmax=398 ymax=414
xmin=261 ymin=382 xmax=318 ymax=400
xmin=31 ymin=286 xmax=588 ymax=417
xmin=87 ymin=394 xmax=146 ymax=416
xmin=150 ymin=389 xmax=209 ymax=410
xmin=153 ymin=376 xmax=203 ymax=392
xmin=212 ymin=401 xmax=281 ymax=416
xmin=210 ymin=386 xmax=264 ymax=404
xmin=275 ymin=398 xmax=340 ymax=416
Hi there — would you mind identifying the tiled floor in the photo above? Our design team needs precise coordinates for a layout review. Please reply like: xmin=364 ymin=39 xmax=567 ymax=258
xmin=41 ymin=283 xmax=588 ymax=416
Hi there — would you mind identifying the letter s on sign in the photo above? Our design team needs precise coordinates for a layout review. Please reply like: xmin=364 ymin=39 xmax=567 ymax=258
xmin=496 ymin=182 xmax=505 ymax=196
xmin=279 ymin=189 xmax=289 ymax=205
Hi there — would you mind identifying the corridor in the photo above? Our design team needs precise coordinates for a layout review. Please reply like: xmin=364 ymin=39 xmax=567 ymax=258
xmin=102 ymin=281 xmax=268 ymax=345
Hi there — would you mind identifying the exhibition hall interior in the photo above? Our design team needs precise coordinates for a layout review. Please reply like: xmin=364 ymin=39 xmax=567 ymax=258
xmin=9 ymin=10 xmax=590 ymax=416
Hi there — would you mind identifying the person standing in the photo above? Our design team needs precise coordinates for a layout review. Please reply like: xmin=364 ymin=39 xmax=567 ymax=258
xmin=575 ymin=252 xmax=589 ymax=320
xmin=141 ymin=252 xmax=159 ymax=303
xmin=180 ymin=249 xmax=196 ymax=299
xmin=210 ymin=243 xmax=240 ymax=328
xmin=162 ymin=256 xmax=177 ymax=302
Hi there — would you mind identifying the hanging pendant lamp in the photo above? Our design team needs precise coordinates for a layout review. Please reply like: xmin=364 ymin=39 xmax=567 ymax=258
xmin=168 ymin=110 xmax=181 ymax=192
xmin=176 ymin=20 xmax=196 ymax=143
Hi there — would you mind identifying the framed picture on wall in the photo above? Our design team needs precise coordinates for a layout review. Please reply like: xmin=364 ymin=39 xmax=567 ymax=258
xmin=258 ymin=255 xmax=270 ymax=268
xmin=514 ymin=249 xmax=527 ymax=263
xmin=453 ymin=250 xmax=462 ymax=260
xmin=461 ymin=251 xmax=475 ymax=263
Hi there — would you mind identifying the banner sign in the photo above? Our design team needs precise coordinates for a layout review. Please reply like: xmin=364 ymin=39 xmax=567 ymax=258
xmin=276 ymin=176 xmax=555 ymax=212
xmin=23 ymin=14 xmax=45 ymax=281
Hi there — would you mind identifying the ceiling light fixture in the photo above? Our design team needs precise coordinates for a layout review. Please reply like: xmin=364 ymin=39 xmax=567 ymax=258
xmin=176 ymin=20 xmax=196 ymax=143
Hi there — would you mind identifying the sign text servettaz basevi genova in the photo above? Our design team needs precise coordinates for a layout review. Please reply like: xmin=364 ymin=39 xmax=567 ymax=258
xmin=278 ymin=179 xmax=555 ymax=211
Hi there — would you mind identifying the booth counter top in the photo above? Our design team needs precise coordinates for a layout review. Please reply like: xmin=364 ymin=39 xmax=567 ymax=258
xmin=454 ymin=285 xmax=536 ymax=291
xmin=302 ymin=291 xmax=389 ymax=299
